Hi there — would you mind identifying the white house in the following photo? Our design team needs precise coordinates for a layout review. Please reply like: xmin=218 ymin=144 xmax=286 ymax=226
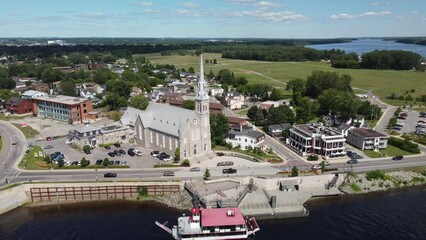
xmin=21 ymin=90 xmax=48 ymax=100
xmin=226 ymin=129 xmax=265 ymax=150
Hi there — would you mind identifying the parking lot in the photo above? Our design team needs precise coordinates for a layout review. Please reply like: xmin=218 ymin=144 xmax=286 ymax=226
xmin=40 ymin=138 xmax=170 ymax=169
xmin=394 ymin=109 xmax=423 ymax=134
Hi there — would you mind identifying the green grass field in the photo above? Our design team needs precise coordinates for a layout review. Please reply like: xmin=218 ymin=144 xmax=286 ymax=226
xmin=143 ymin=53 xmax=426 ymax=106
xmin=12 ymin=123 xmax=39 ymax=139
xmin=0 ymin=136 xmax=3 ymax=153
xmin=363 ymin=145 xmax=414 ymax=158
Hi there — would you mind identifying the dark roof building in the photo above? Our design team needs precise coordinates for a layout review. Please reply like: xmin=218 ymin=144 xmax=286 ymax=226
xmin=6 ymin=97 xmax=33 ymax=115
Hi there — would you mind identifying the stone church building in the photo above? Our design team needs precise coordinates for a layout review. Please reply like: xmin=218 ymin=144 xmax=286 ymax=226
xmin=134 ymin=55 xmax=212 ymax=159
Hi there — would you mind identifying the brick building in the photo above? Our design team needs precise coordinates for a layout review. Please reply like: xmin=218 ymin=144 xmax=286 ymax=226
xmin=6 ymin=97 xmax=33 ymax=114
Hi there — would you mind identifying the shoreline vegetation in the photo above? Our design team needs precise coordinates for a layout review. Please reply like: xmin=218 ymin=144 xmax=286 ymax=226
xmin=340 ymin=168 xmax=426 ymax=194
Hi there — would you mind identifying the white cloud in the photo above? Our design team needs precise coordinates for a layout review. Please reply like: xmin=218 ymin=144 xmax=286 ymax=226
xmin=254 ymin=1 xmax=279 ymax=8
xmin=330 ymin=13 xmax=356 ymax=20
xmin=370 ymin=1 xmax=390 ymax=6
xmin=412 ymin=10 xmax=419 ymax=14
xmin=227 ymin=0 xmax=255 ymax=5
xmin=234 ymin=9 xmax=308 ymax=22
xmin=76 ymin=12 xmax=108 ymax=20
xmin=360 ymin=11 xmax=391 ymax=17
xmin=175 ymin=9 xmax=202 ymax=17
xmin=182 ymin=2 xmax=199 ymax=9
xmin=129 ymin=1 xmax=153 ymax=7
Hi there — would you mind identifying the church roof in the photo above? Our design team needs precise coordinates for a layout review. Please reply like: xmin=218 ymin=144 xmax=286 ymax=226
xmin=120 ymin=106 xmax=145 ymax=127
xmin=138 ymin=102 xmax=196 ymax=137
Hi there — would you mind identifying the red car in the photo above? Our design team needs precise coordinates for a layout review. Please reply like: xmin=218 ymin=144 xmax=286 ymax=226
xmin=46 ymin=137 xmax=52 ymax=141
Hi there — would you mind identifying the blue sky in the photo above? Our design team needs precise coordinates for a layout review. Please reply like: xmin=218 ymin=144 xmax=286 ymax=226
xmin=0 ymin=0 xmax=425 ymax=38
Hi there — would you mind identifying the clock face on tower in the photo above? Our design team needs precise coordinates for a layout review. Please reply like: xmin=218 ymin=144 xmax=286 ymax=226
xmin=193 ymin=118 xmax=198 ymax=125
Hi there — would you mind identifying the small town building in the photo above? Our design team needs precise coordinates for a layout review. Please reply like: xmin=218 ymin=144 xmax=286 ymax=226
xmin=259 ymin=101 xmax=280 ymax=110
xmin=130 ymin=86 xmax=143 ymax=97
xmin=210 ymin=87 xmax=224 ymax=97
xmin=32 ymin=95 xmax=93 ymax=124
xmin=227 ymin=116 xmax=248 ymax=127
xmin=159 ymin=92 xmax=183 ymax=106
xmin=268 ymin=123 xmax=292 ymax=137
xmin=346 ymin=128 xmax=389 ymax=151
xmin=279 ymin=179 xmax=299 ymax=192
xmin=33 ymin=83 xmax=50 ymax=93
xmin=209 ymin=103 xmax=224 ymax=115
xmin=22 ymin=90 xmax=48 ymax=100
xmin=226 ymin=128 xmax=265 ymax=150
xmin=68 ymin=124 xmax=130 ymax=148
xmin=288 ymin=123 xmax=346 ymax=159
xmin=6 ymin=97 xmax=33 ymax=114
xmin=220 ymin=91 xmax=245 ymax=110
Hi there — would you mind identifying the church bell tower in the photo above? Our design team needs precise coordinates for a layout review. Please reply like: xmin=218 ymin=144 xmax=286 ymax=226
xmin=195 ymin=54 xmax=211 ymax=154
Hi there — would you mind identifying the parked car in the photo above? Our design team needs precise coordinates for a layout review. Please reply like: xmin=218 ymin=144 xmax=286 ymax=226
xmin=108 ymin=152 xmax=116 ymax=157
xmin=71 ymin=161 xmax=79 ymax=166
xmin=352 ymin=154 xmax=363 ymax=159
xmin=46 ymin=137 xmax=52 ymax=141
xmin=392 ymin=155 xmax=404 ymax=160
xmin=134 ymin=149 xmax=142 ymax=156
xmin=104 ymin=173 xmax=117 ymax=178
xmin=114 ymin=160 xmax=120 ymax=165
xmin=128 ymin=150 xmax=135 ymax=157
xmin=157 ymin=152 xmax=167 ymax=159
xmin=43 ymin=145 xmax=53 ymax=149
xmin=346 ymin=151 xmax=353 ymax=157
xmin=190 ymin=167 xmax=201 ymax=172
xmin=312 ymin=165 xmax=321 ymax=170
xmin=217 ymin=161 xmax=234 ymax=166
xmin=222 ymin=168 xmax=237 ymax=174
xmin=65 ymin=161 xmax=72 ymax=166
xmin=163 ymin=171 xmax=175 ymax=177
xmin=347 ymin=159 xmax=358 ymax=164
xmin=163 ymin=155 xmax=174 ymax=162
xmin=104 ymin=145 xmax=111 ymax=150
xmin=114 ymin=150 xmax=121 ymax=156
xmin=95 ymin=159 xmax=103 ymax=165
xmin=118 ymin=149 xmax=126 ymax=155
xmin=323 ymin=160 xmax=331 ymax=166
xmin=113 ymin=143 xmax=121 ymax=147
xmin=83 ymin=149 xmax=91 ymax=154
xmin=11 ymin=142 xmax=17 ymax=145
xmin=151 ymin=150 xmax=160 ymax=157
xmin=108 ymin=160 xmax=114 ymax=165
xmin=121 ymin=161 xmax=127 ymax=166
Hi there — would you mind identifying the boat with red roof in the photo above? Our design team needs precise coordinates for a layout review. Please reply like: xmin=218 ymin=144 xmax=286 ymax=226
xmin=156 ymin=207 xmax=260 ymax=239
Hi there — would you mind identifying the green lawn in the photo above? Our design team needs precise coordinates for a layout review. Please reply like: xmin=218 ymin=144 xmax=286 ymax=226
xmin=0 ymin=114 xmax=27 ymax=121
xmin=364 ymin=145 xmax=414 ymax=158
xmin=0 ymin=136 xmax=3 ymax=153
xmin=12 ymin=123 xmax=39 ymax=139
xmin=19 ymin=146 xmax=50 ymax=170
xmin=144 ymin=53 xmax=426 ymax=105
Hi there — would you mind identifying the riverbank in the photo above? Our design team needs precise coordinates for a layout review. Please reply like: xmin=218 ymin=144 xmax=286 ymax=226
xmin=136 ymin=189 xmax=193 ymax=210
xmin=340 ymin=168 xmax=426 ymax=194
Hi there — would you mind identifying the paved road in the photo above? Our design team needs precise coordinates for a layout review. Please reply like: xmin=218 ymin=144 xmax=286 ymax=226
xmin=0 ymin=120 xmax=26 ymax=186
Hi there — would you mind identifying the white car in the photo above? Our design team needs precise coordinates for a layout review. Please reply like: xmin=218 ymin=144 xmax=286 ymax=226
xmin=312 ymin=165 xmax=321 ymax=170
xmin=134 ymin=149 xmax=142 ymax=156
xmin=65 ymin=161 xmax=72 ymax=166
xmin=163 ymin=156 xmax=174 ymax=162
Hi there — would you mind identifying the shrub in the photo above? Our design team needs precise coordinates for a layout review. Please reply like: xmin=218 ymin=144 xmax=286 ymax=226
xmin=365 ymin=170 xmax=387 ymax=181
xmin=388 ymin=137 xmax=420 ymax=153
xmin=291 ymin=166 xmax=299 ymax=177
xmin=80 ymin=157 xmax=90 ymax=167
xmin=102 ymin=158 xmax=109 ymax=167
xmin=307 ymin=154 xmax=319 ymax=161
xmin=412 ymin=177 xmax=425 ymax=183
xmin=83 ymin=145 xmax=91 ymax=152
xmin=350 ymin=183 xmax=361 ymax=192
xmin=181 ymin=159 xmax=190 ymax=167
xmin=204 ymin=168 xmax=211 ymax=180
xmin=138 ymin=186 xmax=148 ymax=197
xmin=57 ymin=159 xmax=64 ymax=168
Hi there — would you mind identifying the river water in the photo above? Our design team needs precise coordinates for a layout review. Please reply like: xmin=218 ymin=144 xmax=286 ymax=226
xmin=0 ymin=187 xmax=425 ymax=240
xmin=307 ymin=38 xmax=426 ymax=58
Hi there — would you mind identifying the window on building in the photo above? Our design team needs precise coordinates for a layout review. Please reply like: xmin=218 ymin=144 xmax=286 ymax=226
xmin=162 ymin=136 xmax=165 ymax=148
xmin=204 ymin=144 xmax=206 ymax=151
xmin=184 ymin=150 xmax=186 ymax=157
xmin=139 ymin=126 xmax=143 ymax=140
xmin=194 ymin=145 xmax=197 ymax=155
xmin=83 ymin=110 xmax=87 ymax=113
xmin=245 ymin=139 xmax=247 ymax=142
xmin=169 ymin=138 xmax=172 ymax=150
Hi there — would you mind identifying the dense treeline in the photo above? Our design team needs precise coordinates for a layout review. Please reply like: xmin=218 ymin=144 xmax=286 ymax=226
xmin=202 ymin=44 xmax=352 ymax=62
xmin=360 ymin=50 xmax=422 ymax=70
xmin=388 ymin=137 xmax=420 ymax=154
xmin=0 ymin=44 xmax=199 ymax=60
xmin=394 ymin=37 xmax=426 ymax=46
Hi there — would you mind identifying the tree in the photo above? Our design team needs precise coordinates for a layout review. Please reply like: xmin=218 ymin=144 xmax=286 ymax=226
xmin=210 ymin=113 xmax=230 ymax=146
xmin=291 ymin=166 xmax=299 ymax=177
xmin=269 ymin=88 xmax=284 ymax=101
xmin=207 ymin=69 xmax=215 ymax=80
xmin=43 ymin=154 xmax=51 ymax=164
xmin=83 ymin=145 xmax=91 ymax=153
xmin=57 ymin=159 xmax=64 ymax=168
xmin=286 ymin=78 xmax=305 ymax=94
xmin=182 ymin=100 xmax=196 ymax=110
xmin=102 ymin=158 xmax=109 ymax=167
xmin=254 ymin=108 xmax=265 ymax=126
xmin=213 ymin=59 xmax=217 ymax=64
xmin=104 ymin=92 xmax=128 ymax=110
xmin=41 ymin=68 xmax=64 ymax=83
xmin=92 ymin=68 xmax=116 ymax=85
xmin=80 ymin=157 xmax=90 ymax=168
xmin=296 ymin=97 xmax=316 ymax=123
xmin=203 ymin=168 xmax=211 ymax=180
xmin=60 ymin=80 xmax=76 ymax=96
xmin=305 ymin=71 xmax=352 ymax=98
xmin=174 ymin=148 xmax=180 ymax=161
xmin=321 ymin=161 xmax=325 ymax=173
xmin=235 ymin=76 xmax=248 ymax=86
xmin=217 ymin=69 xmax=234 ymax=85
xmin=0 ymin=89 xmax=19 ymax=101
xmin=129 ymin=95 xmax=149 ymax=110
xmin=247 ymin=106 xmax=259 ymax=120
xmin=0 ymin=68 xmax=16 ymax=89
xmin=67 ymin=53 xmax=88 ymax=64
xmin=187 ymin=67 xmax=195 ymax=74
xmin=266 ymin=105 xmax=296 ymax=125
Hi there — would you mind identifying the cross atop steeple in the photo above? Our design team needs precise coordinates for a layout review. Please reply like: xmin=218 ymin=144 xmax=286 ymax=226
xmin=196 ymin=54 xmax=209 ymax=101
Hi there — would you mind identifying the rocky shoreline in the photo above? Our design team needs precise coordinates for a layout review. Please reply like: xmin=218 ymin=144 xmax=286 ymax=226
xmin=340 ymin=169 xmax=426 ymax=194
xmin=138 ymin=190 xmax=193 ymax=211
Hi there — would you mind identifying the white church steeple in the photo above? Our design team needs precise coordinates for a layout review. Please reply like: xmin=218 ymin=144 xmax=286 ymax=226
xmin=196 ymin=54 xmax=209 ymax=101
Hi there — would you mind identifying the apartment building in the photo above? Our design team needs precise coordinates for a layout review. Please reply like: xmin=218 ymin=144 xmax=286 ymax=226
xmin=288 ymin=123 xmax=346 ymax=159
xmin=346 ymin=128 xmax=388 ymax=150
xmin=32 ymin=95 xmax=93 ymax=124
